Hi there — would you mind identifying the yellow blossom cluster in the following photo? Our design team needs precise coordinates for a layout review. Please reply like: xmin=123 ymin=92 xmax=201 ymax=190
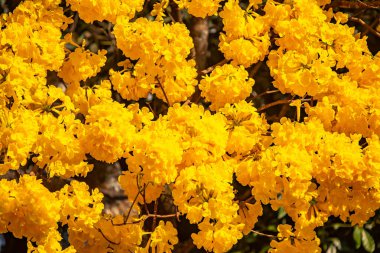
xmin=1 ymin=0 xmax=380 ymax=252
xmin=58 ymin=47 xmax=107 ymax=87
xmin=173 ymin=161 xmax=244 ymax=252
xmin=113 ymin=18 xmax=197 ymax=104
xmin=65 ymin=0 xmax=144 ymax=23
xmin=200 ymin=64 xmax=254 ymax=110
xmin=174 ymin=0 xmax=222 ymax=18
xmin=265 ymin=0 xmax=380 ymax=137
xmin=0 ymin=175 xmax=100 ymax=252
xmin=219 ymin=0 xmax=271 ymax=67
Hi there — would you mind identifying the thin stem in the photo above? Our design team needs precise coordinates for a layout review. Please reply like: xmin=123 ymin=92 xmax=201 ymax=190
xmin=142 ymin=183 xmax=150 ymax=215
xmin=257 ymin=98 xmax=311 ymax=112
xmin=350 ymin=17 xmax=380 ymax=38
xmin=257 ymin=99 xmax=292 ymax=112
xmin=96 ymin=227 xmax=120 ymax=245
xmin=156 ymin=77 xmax=170 ymax=106
xmin=198 ymin=59 xmax=229 ymax=76
xmin=329 ymin=0 xmax=380 ymax=9
xmin=123 ymin=190 xmax=141 ymax=224
xmin=362 ymin=18 xmax=379 ymax=37
xmin=152 ymin=200 xmax=159 ymax=230
xmin=69 ymin=13 xmax=79 ymax=33
xmin=249 ymin=61 xmax=263 ymax=78
xmin=145 ymin=212 xmax=180 ymax=219
xmin=244 ymin=195 xmax=256 ymax=203
xmin=251 ymin=230 xmax=278 ymax=239
xmin=248 ymin=89 xmax=281 ymax=102
xmin=145 ymin=102 xmax=158 ymax=119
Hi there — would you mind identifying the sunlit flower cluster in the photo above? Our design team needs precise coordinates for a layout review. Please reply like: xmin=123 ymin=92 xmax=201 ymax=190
xmin=1 ymin=0 xmax=379 ymax=252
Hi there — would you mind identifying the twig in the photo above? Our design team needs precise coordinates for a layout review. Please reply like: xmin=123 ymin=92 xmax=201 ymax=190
xmin=142 ymin=183 xmax=151 ymax=215
xmin=257 ymin=99 xmax=292 ymax=112
xmin=244 ymin=195 xmax=256 ymax=203
xmin=249 ymin=61 xmax=263 ymax=78
xmin=190 ymin=87 xmax=202 ymax=104
xmin=329 ymin=0 xmax=380 ymax=9
xmin=155 ymin=77 xmax=171 ymax=106
xmin=247 ymin=90 xmax=281 ymax=102
xmin=145 ymin=212 xmax=180 ymax=219
xmin=175 ymin=206 xmax=181 ymax=222
xmin=114 ymin=178 xmax=147 ymax=226
xmin=169 ymin=0 xmax=182 ymax=23
xmin=69 ymin=13 xmax=79 ymax=33
xmin=145 ymin=102 xmax=158 ymax=119
xmin=96 ymin=227 xmax=120 ymax=245
xmin=198 ymin=59 xmax=229 ymax=76
xmin=350 ymin=17 xmax=380 ymax=38
xmin=251 ymin=230 xmax=278 ymax=239
xmin=152 ymin=200 xmax=159 ymax=231
xmin=257 ymin=98 xmax=311 ymax=112
xmin=362 ymin=18 xmax=379 ymax=37
xmin=122 ymin=190 xmax=141 ymax=224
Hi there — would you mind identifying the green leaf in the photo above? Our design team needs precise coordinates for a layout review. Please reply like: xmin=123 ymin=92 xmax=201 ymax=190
xmin=353 ymin=226 xmax=362 ymax=249
xmin=361 ymin=229 xmax=375 ymax=253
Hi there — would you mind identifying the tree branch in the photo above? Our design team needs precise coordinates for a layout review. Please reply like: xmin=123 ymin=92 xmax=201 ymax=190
xmin=329 ymin=0 xmax=380 ymax=9
xmin=349 ymin=17 xmax=380 ymax=38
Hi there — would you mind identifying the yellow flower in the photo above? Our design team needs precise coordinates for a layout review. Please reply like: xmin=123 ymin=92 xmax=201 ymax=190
xmin=200 ymin=64 xmax=254 ymax=110
xmin=58 ymin=48 xmax=107 ymax=86
xmin=66 ymin=0 xmax=144 ymax=23
xmin=220 ymin=100 xmax=269 ymax=156
xmin=166 ymin=103 xmax=228 ymax=166
xmin=192 ymin=219 xmax=244 ymax=253
xmin=0 ymin=107 xmax=38 ymax=174
xmin=85 ymin=101 xmax=136 ymax=163
xmin=149 ymin=221 xmax=178 ymax=253
xmin=0 ymin=175 xmax=61 ymax=244
xmin=58 ymin=180 xmax=104 ymax=228
xmin=219 ymin=0 xmax=270 ymax=67
xmin=174 ymin=0 xmax=222 ymax=18
xmin=113 ymin=18 xmax=197 ymax=103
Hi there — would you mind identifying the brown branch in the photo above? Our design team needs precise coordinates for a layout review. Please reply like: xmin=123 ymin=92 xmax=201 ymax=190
xmin=169 ymin=0 xmax=182 ymax=23
xmin=155 ymin=77 xmax=171 ymax=106
xmin=329 ymin=0 xmax=380 ymax=9
xmin=257 ymin=99 xmax=292 ymax=112
xmin=247 ymin=89 xmax=281 ymax=102
xmin=114 ymin=176 xmax=148 ymax=226
xmin=96 ymin=227 xmax=120 ymax=245
xmin=249 ymin=61 xmax=263 ymax=78
xmin=152 ymin=200 xmax=159 ymax=231
xmin=145 ymin=102 xmax=158 ymax=119
xmin=122 ymin=190 xmax=141 ymax=224
xmin=145 ymin=212 xmax=180 ymax=219
xmin=142 ymin=183 xmax=151 ymax=215
xmin=69 ymin=13 xmax=79 ymax=33
xmin=198 ymin=59 xmax=229 ymax=76
xmin=362 ymin=17 xmax=379 ymax=36
xmin=349 ymin=17 xmax=380 ymax=38
xmin=244 ymin=195 xmax=256 ymax=203
xmin=251 ymin=230 xmax=278 ymax=239
xmin=257 ymin=98 xmax=311 ymax=112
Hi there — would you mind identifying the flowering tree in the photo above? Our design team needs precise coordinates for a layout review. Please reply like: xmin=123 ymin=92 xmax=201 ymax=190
xmin=0 ymin=0 xmax=379 ymax=252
